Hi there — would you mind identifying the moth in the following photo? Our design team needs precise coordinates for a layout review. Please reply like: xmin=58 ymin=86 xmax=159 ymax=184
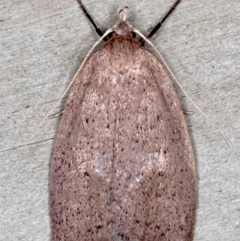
xmin=50 ymin=0 xmax=196 ymax=240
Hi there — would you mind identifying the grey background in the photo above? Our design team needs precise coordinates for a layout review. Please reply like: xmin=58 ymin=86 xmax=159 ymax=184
xmin=0 ymin=0 xmax=239 ymax=240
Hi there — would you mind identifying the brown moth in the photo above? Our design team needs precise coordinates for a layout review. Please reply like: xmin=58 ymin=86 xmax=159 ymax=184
xmin=50 ymin=1 xmax=196 ymax=240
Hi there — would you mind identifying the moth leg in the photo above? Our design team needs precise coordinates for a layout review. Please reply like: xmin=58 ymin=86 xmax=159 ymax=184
xmin=48 ymin=109 xmax=64 ymax=119
xmin=183 ymin=109 xmax=194 ymax=115
xmin=148 ymin=0 xmax=181 ymax=39
xmin=141 ymin=0 xmax=181 ymax=45
xmin=76 ymin=0 xmax=104 ymax=37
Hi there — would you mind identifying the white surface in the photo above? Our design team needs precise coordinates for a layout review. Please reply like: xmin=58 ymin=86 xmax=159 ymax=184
xmin=1 ymin=0 xmax=239 ymax=240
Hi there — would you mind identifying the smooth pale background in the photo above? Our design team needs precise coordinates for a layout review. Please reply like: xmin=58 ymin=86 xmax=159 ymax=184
xmin=0 ymin=0 xmax=239 ymax=240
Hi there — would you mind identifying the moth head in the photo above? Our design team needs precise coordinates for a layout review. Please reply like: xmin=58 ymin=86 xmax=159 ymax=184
xmin=114 ymin=6 xmax=134 ymax=36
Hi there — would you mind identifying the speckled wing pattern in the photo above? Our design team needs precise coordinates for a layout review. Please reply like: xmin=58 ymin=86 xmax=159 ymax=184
xmin=50 ymin=35 xmax=196 ymax=241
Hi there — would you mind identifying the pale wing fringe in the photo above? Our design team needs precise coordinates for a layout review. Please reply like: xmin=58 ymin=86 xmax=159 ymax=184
xmin=24 ymin=24 xmax=229 ymax=151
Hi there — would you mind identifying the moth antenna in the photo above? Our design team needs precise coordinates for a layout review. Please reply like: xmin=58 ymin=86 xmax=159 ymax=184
xmin=133 ymin=27 xmax=230 ymax=148
xmin=23 ymin=27 xmax=114 ymax=152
